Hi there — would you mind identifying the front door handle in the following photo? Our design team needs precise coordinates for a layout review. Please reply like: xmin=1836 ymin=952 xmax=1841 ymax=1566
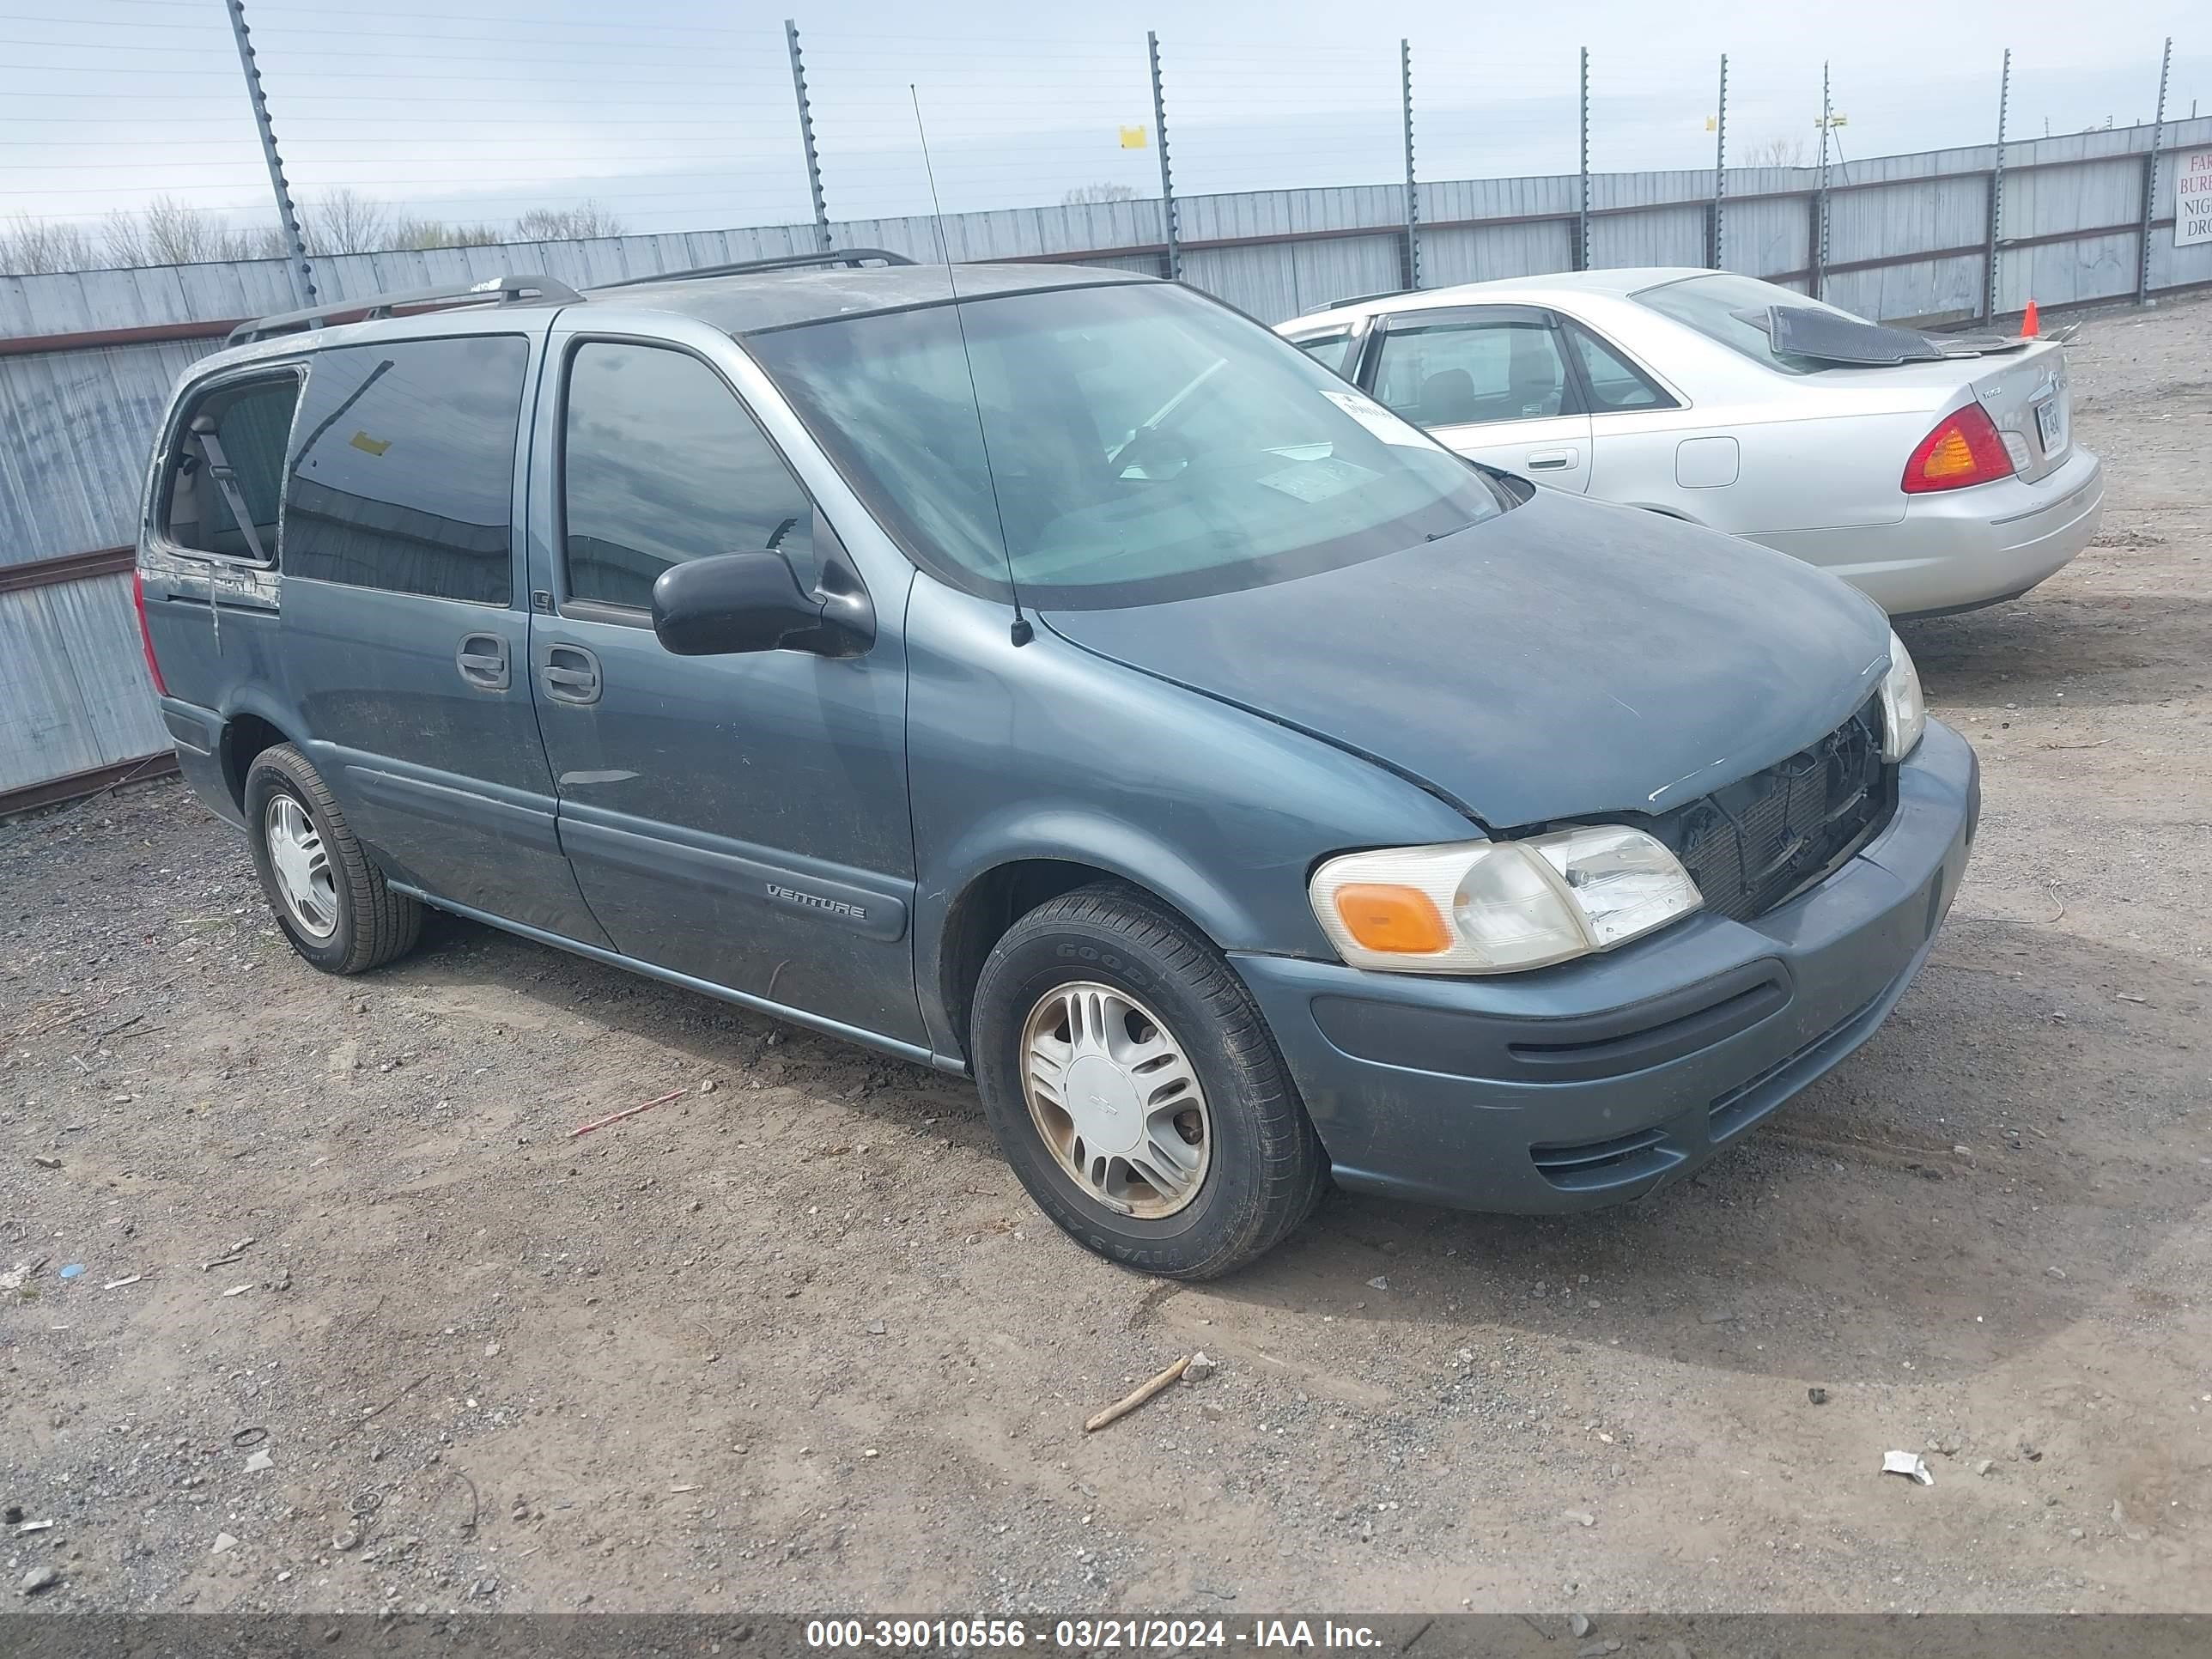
xmin=456 ymin=633 xmax=510 ymax=691
xmin=542 ymin=643 xmax=602 ymax=706
xmin=1524 ymin=447 xmax=1579 ymax=471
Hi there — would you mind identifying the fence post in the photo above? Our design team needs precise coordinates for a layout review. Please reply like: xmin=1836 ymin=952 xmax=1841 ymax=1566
xmin=785 ymin=20 xmax=832 ymax=253
xmin=1148 ymin=30 xmax=1182 ymax=282
xmin=1576 ymin=47 xmax=1590 ymax=270
xmin=1711 ymin=52 xmax=1728 ymax=269
xmin=2138 ymin=35 xmax=2172 ymax=304
xmin=1401 ymin=38 xmax=1422 ymax=289
xmin=1812 ymin=61 xmax=1831 ymax=299
xmin=221 ymin=0 xmax=313 ymax=309
xmin=1986 ymin=48 xmax=2010 ymax=323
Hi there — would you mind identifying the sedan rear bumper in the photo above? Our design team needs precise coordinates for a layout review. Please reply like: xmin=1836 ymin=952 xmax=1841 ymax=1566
xmin=1757 ymin=448 xmax=2103 ymax=617
xmin=1230 ymin=720 xmax=1978 ymax=1214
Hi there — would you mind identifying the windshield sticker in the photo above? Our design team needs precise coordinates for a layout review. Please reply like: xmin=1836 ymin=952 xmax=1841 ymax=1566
xmin=1256 ymin=455 xmax=1379 ymax=503
xmin=1319 ymin=386 xmax=1431 ymax=447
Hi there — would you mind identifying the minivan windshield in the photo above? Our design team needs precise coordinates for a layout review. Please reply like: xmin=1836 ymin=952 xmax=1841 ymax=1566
xmin=747 ymin=281 xmax=1510 ymax=608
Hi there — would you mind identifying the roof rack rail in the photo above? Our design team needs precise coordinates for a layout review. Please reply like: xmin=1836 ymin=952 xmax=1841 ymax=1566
xmin=593 ymin=246 xmax=916 ymax=289
xmin=226 ymin=274 xmax=584 ymax=347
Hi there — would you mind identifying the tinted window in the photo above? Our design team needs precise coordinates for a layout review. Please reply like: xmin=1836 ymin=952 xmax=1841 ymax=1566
xmin=161 ymin=377 xmax=299 ymax=561
xmin=562 ymin=343 xmax=816 ymax=611
xmin=1569 ymin=324 xmax=1673 ymax=410
xmin=1288 ymin=330 xmax=1356 ymax=377
xmin=748 ymin=282 xmax=1507 ymax=611
xmin=1632 ymin=272 xmax=1857 ymax=375
xmin=1372 ymin=315 xmax=1567 ymax=426
xmin=283 ymin=336 xmax=527 ymax=605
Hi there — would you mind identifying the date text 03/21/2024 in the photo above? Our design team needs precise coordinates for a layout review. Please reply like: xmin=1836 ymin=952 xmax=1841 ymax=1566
xmin=804 ymin=1620 xmax=1384 ymax=1650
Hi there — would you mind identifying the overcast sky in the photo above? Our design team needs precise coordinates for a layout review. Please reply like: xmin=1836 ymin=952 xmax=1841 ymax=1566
xmin=6 ymin=0 xmax=2206 ymax=241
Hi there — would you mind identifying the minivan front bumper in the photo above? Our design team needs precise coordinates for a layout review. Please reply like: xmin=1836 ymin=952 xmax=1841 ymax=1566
xmin=1230 ymin=718 xmax=1978 ymax=1213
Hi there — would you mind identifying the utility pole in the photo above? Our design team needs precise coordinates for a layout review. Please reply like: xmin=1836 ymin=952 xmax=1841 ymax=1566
xmin=1711 ymin=53 xmax=1728 ymax=269
xmin=1401 ymin=39 xmax=1421 ymax=289
xmin=785 ymin=20 xmax=832 ymax=253
xmin=1813 ymin=62 xmax=1832 ymax=299
xmin=1147 ymin=31 xmax=1182 ymax=282
xmin=2138 ymin=36 xmax=2172 ymax=304
xmin=222 ymin=0 xmax=313 ymax=309
xmin=1987 ymin=48 xmax=2011 ymax=323
xmin=1577 ymin=47 xmax=1591 ymax=270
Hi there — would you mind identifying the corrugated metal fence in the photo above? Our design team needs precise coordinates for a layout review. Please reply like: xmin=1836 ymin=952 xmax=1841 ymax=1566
xmin=4 ymin=116 xmax=2210 ymax=811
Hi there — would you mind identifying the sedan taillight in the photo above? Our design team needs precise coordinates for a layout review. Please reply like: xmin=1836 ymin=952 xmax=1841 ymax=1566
xmin=1902 ymin=402 xmax=2015 ymax=494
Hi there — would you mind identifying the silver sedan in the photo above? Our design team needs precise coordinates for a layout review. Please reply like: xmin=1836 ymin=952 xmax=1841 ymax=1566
xmin=1279 ymin=269 xmax=2104 ymax=617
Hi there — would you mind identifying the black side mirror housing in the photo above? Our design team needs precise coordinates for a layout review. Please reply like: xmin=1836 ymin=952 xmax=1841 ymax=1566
xmin=650 ymin=551 xmax=873 ymax=659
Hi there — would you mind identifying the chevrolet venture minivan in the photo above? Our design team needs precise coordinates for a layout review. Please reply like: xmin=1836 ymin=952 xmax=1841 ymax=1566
xmin=137 ymin=252 xmax=1978 ymax=1277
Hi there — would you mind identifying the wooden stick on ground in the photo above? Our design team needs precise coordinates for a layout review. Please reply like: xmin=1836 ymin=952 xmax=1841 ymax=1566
xmin=569 ymin=1088 xmax=684 ymax=1139
xmin=1084 ymin=1355 xmax=1190 ymax=1433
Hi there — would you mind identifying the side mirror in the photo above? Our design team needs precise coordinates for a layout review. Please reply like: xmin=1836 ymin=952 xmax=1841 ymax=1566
xmin=650 ymin=551 xmax=872 ymax=659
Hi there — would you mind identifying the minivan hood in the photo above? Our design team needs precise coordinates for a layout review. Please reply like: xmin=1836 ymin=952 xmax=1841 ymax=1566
xmin=1038 ymin=489 xmax=1891 ymax=829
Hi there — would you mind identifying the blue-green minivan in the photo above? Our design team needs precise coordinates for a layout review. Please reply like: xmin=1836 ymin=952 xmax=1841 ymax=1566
xmin=137 ymin=253 xmax=1977 ymax=1276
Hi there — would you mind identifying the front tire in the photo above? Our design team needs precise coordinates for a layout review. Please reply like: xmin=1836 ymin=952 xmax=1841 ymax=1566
xmin=972 ymin=883 xmax=1329 ymax=1279
xmin=244 ymin=744 xmax=421 ymax=975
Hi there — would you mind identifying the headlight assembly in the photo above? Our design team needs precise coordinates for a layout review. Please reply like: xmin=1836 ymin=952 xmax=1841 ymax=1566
xmin=1880 ymin=628 xmax=1926 ymax=763
xmin=1310 ymin=826 xmax=1704 ymax=975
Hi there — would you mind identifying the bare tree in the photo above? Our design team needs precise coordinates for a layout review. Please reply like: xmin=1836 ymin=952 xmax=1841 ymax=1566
xmin=13 ymin=191 xmax=624 ymax=276
xmin=299 ymin=187 xmax=395 ymax=256
xmin=1063 ymin=182 xmax=1139 ymax=205
xmin=512 ymin=201 xmax=627 ymax=241
xmin=1742 ymin=135 xmax=1811 ymax=168
xmin=392 ymin=216 xmax=504 ymax=250
xmin=0 ymin=215 xmax=100 ymax=276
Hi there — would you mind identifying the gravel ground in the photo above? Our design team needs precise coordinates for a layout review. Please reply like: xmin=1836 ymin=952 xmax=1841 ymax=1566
xmin=3 ymin=294 xmax=2209 ymax=1619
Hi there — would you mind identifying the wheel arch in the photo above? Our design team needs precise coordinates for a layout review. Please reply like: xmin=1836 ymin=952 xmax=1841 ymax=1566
xmin=930 ymin=833 xmax=1258 ymax=1066
xmin=220 ymin=701 xmax=304 ymax=811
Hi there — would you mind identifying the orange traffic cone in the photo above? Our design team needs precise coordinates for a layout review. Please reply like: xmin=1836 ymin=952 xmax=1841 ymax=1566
xmin=2021 ymin=298 xmax=2039 ymax=338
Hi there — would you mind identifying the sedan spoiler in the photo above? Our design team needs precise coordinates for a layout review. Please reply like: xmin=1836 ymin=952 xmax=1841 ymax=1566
xmin=1745 ymin=305 xmax=2037 ymax=367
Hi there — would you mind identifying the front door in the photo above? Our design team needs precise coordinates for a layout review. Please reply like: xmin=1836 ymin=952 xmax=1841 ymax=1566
xmin=278 ymin=329 xmax=608 ymax=944
xmin=1365 ymin=304 xmax=1594 ymax=492
xmin=526 ymin=330 xmax=922 ymax=1046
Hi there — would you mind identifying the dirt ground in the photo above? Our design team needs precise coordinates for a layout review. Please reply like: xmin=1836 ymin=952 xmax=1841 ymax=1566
xmin=3 ymin=294 xmax=2209 ymax=1621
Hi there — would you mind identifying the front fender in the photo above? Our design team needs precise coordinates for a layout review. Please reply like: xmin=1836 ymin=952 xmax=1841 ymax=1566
xmin=903 ymin=580 xmax=1476 ymax=1060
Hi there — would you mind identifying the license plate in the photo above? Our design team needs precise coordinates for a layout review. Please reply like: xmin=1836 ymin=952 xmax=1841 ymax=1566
xmin=2033 ymin=396 xmax=2065 ymax=454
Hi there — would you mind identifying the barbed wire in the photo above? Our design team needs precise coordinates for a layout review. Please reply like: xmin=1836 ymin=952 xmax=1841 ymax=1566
xmin=0 ymin=8 xmax=2201 ymax=270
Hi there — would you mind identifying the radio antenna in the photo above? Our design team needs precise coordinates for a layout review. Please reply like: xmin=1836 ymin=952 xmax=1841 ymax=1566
xmin=911 ymin=84 xmax=1031 ymax=647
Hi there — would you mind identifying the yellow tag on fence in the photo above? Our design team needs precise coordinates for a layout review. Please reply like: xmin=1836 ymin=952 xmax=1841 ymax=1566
xmin=1119 ymin=125 xmax=1148 ymax=149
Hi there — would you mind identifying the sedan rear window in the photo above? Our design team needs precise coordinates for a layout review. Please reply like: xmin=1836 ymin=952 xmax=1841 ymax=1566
xmin=1632 ymin=272 xmax=1857 ymax=375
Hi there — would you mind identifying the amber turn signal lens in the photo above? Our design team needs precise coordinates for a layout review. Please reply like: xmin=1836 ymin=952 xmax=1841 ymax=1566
xmin=1917 ymin=428 xmax=1978 ymax=480
xmin=1331 ymin=883 xmax=1451 ymax=954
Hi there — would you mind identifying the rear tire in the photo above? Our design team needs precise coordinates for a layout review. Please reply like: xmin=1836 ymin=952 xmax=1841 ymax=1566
xmin=972 ymin=882 xmax=1329 ymax=1279
xmin=244 ymin=743 xmax=421 ymax=975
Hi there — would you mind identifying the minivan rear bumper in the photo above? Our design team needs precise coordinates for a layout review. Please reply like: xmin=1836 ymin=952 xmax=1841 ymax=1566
xmin=158 ymin=696 xmax=245 ymax=828
xmin=1230 ymin=719 xmax=1978 ymax=1213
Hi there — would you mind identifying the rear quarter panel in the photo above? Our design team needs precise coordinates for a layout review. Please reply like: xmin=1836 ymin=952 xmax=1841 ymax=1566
xmin=1564 ymin=294 xmax=1946 ymax=541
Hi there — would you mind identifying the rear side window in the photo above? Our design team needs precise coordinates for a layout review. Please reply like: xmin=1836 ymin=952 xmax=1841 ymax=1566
xmin=283 ymin=335 xmax=528 ymax=605
xmin=1568 ymin=324 xmax=1674 ymax=411
xmin=159 ymin=376 xmax=300 ymax=562
xmin=1286 ymin=330 xmax=1357 ymax=378
xmin=560 ymin=342 xmax=817 ymax=611
xmin=1372 ymin=315 xmax=1568 ymax=426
